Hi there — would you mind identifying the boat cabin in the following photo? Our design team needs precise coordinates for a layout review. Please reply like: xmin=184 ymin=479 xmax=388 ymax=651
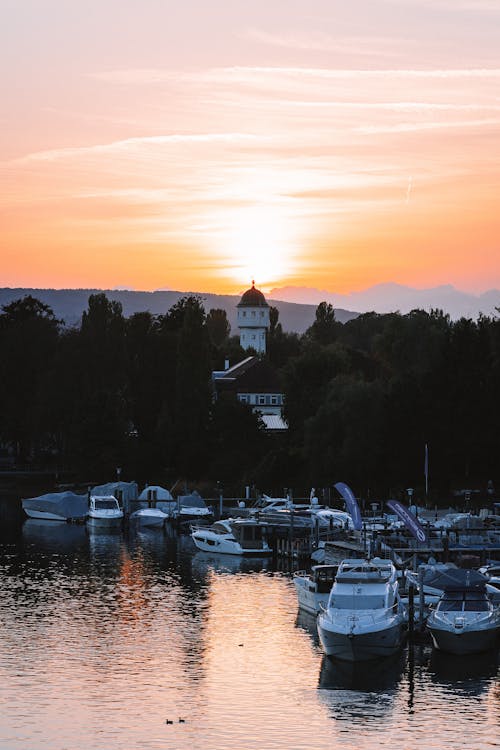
xmin=311 ymin=565 xmax=339 ymax=593
xmin=89 ymin=495 xmax=121 ymax=511
xmin=231 ymin=521 xmax=269 ymax=550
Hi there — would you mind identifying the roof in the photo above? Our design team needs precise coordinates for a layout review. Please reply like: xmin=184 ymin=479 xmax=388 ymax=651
xmin=237 ymin=282 xmax=269 ymax=308
xmin=214 ymin=357 xmax=283 ymax=393
xmin=260 ymin=414 xmax=288 ymax=431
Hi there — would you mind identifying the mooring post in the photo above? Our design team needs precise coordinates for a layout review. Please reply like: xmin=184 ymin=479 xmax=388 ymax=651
xmin=408 ymin=584 xmax=415 ymax=641
xmin=418 ymin=565 xmax=425 ymax=631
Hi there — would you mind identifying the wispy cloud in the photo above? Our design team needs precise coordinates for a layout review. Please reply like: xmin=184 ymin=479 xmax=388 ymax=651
xmin=87 ymin=66 xmax=500 ymax=88
xmin=12 ymin=133 xmax=261 ymax=165
xmin=201 ymin=66 xmax=500 ymax=82
xmin=243 ymin=29 xmax=411 ymax=58
xmin=357 ymin=117 xmax=500 ymax=134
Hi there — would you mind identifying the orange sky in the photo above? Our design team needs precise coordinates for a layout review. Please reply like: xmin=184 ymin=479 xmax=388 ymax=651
xmin=2 ymin=1 xmax=500 ymax=295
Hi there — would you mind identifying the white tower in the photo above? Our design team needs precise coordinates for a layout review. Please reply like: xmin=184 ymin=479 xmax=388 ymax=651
xmin=237 ymin=281 xmax=270 ymax=354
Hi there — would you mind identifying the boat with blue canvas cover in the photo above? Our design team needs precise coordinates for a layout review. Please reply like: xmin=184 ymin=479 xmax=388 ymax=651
xmin=22 ymin=491 xmax=88 ymax=521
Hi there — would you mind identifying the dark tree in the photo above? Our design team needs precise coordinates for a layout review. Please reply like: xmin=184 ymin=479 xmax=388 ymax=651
xmin=206 ymin=308 xmax=231 ymax=347
xmin=0 ymin=296 xmax=61 ymax=461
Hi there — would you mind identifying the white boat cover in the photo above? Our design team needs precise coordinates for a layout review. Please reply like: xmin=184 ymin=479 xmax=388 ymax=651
xmin=91 ymin=481 xmax=138 ymax=502
xmin=22 ymin=491 xmax=88 ymax=520
xmin=138 ymin=485 xmax=173 ymax=501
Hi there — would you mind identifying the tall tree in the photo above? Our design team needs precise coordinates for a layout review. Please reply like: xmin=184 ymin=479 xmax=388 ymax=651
xmin=206 ymin=308 xmax=231 ymax=347
xmin=0 ymin=296 xmax=61 ymax=460
xmin=306 ymin=301 xmax=339 ymax=345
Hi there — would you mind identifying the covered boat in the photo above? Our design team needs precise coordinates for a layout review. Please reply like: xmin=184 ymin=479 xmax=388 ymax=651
xmin=22 ymin=491 xmax=88 ymax=521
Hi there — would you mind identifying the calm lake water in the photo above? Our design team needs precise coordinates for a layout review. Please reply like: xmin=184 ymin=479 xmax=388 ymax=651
xmin=0 ymin=497 xmax=498 ymax=750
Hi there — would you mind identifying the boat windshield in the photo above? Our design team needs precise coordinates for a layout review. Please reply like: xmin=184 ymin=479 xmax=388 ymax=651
xmin=329 ymin=594 xmax=386 ymax=610
xmin=438 ymin=594 xmax=490 ymax=612
xmin=95 ymin=500 xmax=119 ymax=510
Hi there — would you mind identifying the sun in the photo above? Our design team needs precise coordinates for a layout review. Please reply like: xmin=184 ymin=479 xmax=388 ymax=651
xmin=218 ymin=204 xmax=297 ymax=289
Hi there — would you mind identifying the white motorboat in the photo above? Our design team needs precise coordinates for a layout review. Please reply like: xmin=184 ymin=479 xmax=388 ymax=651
xmin=191 ymin=518 xmax=272 ymax=556
xmin=129 ymin=507 xmax=168 ymax=528
xmin=478 ymin=563 xmax=500 ymax=591
xmin=317 ymin=557 xmax=406 ymax=661
xmin=427 ymin=569 xmax=500 ymax=655
xmin=293 ymin=565 xmax=339 ymax=615
xmin=87 ymin=495 xmax=124 ymax=527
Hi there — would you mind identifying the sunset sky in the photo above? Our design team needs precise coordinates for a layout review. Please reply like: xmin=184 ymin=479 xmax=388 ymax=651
xmin=2 ymin=0 xmax=500 ymax=295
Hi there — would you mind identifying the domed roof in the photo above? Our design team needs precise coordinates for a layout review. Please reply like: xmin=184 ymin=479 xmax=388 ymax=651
xmin=237 ymin=281 xmax=269 ymax=308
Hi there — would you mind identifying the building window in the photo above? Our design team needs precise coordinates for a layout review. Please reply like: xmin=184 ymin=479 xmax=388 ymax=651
xmin=239 ymin=395 xmax=248 ymax=403
xmin=251 ymin=311 xmax=256 ymax=317
xmin=242 ymin=311 xmax=246 ymax=317
xmin=260 ymin=311 xmax=264 ymax=317
xmin=252 ymin=334 xmax=256 ymax=340
xmin=258 ymin=395 xmax=266 ymax=405
xmin=271 ymin=395 xmax=278 ymax=405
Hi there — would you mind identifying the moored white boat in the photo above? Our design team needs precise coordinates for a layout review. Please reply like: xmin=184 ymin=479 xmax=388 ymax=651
xmin=427 ymin=569 xmax=500 ymax=655
xmin=87 ymin=495 xmax=124 ymax=527
xmin=191 ymin=518 xmax=271 ymax=556
xmin=317 ymin=558 xmax=406 ymax=661
xmin=293 ymin=564 xmax=338 ymax=615
xmin=129 ymin=507 xmax=168 ymax=528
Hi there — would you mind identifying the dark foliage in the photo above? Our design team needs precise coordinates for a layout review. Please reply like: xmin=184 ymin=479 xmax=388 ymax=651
xmin=0 ymin=294 xmax=498 ymax=502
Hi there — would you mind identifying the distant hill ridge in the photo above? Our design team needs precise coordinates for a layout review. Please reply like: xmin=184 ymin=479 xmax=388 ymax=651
xmin=269 ymin=283 xmax=500 ymax=320
xmin=0 ymin=288 xmax=358 ymax=335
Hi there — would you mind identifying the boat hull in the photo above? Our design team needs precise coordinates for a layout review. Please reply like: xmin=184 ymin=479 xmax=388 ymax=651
xmin=317 ymin=618 xmax=404 ymax=661
xmin=428 ymin=624 xmax=500 ymax=655
xmin=293 ymin=579 xmax=329 ymax=615
xmin=23 ymin=509 xmax=68 ymax=521
xmin=191 ymin=535 xmax=271 ymax=556
xmin=87 ymin=514 xmax=123 ymax=528
xmin=130 ymin=510 xmax=167 ymax=528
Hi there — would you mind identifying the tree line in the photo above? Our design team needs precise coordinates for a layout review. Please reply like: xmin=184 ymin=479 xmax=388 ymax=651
xmin=0 ymin=293 xmax=499 ymax=502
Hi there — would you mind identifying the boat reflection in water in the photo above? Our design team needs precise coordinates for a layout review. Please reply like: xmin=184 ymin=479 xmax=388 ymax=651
xmin=317 ymin=652 xmax=406 ymax=727
xmin=295 ymin=609 xmax=321 ymax=648
xmin=428 ymin=646 xmax=499 ymax=695
xmin=22 ymin=518 xmax=87 ymax=550
xmin=319 ymin=651 xmax=406 ymax=692
xmin=190 ymin=550 xmax=271 ymax=576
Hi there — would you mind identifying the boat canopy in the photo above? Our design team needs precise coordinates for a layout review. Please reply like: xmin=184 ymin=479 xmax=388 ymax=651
xmin=22 ymin=491 xmax=88 ymax=520
xmin=435 ymin=568 xmax=489 ymax=592
xmin=91 ymin=481 xmax=138 ymax=502
xmin=138 ymin=485 xmax=173 ymax=501
xmin=178 ymin=493 xmax=207 ymax=509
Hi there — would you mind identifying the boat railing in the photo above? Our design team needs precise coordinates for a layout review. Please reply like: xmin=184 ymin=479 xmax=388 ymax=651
xmin=432 ymin=610 xmax=499 ymax=627
xmin=320 ymin=602 xmax=401 ymax=626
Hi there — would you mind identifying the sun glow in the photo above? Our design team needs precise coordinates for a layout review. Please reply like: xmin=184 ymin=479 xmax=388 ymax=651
xmin=214 ymin=204 xmax=298 ymax=289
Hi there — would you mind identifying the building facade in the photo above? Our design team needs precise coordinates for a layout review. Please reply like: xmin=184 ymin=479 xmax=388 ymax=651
xmin=237 ymin=281 xmax=270 ymax=354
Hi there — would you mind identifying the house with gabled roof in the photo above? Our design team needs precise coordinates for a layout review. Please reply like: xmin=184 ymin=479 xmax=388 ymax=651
xmin=212 ymin=283 xmax=287 ymax=432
